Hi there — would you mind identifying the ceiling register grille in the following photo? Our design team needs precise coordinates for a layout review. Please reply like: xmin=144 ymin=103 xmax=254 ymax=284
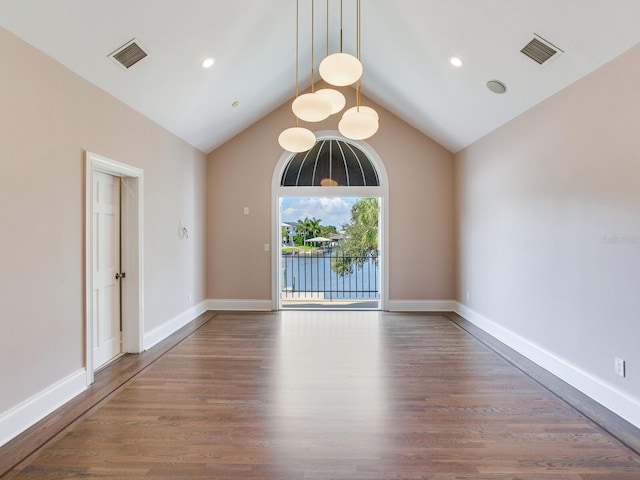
xmin=521 ymin=35 xmax=561 ymax=65
xmin=109 ymin=39 xmax=147 ymax=69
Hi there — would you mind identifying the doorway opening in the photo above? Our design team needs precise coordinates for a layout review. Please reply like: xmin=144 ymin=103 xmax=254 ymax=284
xmin=272 ymin=133 xmax=388 ymax=310
xmin=85 ymin=152 xmax=144 ymax=386
xmin=280 ymin=196 xmax=380 ymax=309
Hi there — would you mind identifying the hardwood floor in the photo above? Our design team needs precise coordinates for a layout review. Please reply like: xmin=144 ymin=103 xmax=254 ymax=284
xmin=2 ymin=311 xmax=640 ymax=479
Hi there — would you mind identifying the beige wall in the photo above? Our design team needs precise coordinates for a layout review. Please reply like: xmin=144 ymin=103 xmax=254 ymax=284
xmin=206 ymin=85 xmax=455 ymax=303
xmin=0 ymin=27 xmax=207 ymax=413
xmin=3 ymin=7 xmax=638 ymax=441
xmin=455 ymin=45 xmax=640 ymax=408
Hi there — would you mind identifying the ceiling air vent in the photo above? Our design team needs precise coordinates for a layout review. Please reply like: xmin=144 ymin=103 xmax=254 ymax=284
xmin=521 ymin=34 xmax=562 ymax=65
xmin=108 ymin=39 xmax=147 ymax=69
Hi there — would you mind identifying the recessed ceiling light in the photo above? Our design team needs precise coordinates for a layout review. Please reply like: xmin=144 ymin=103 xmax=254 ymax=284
xmin=449 ymin=56 xmax=464 ymax=68
xmin=201 ymin=57 xmax=215 ymax=69
xmin=487 ymin=80 xmax=507 ymax=94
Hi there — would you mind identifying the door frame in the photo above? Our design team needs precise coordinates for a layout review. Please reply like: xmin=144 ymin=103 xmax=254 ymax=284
xmin=271 ymin=131 xmax=389 ymax=310
xmin=85 ymin=151 xmax=144 ymax=385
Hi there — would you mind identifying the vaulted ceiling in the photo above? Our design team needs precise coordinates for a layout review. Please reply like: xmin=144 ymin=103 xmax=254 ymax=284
xmin=1 ymin=0 xmax=639 ymax=154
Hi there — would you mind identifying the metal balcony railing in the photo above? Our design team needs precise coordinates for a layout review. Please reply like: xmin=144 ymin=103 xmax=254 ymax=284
xmin=281 ymin=251 xmax=379 ymax=302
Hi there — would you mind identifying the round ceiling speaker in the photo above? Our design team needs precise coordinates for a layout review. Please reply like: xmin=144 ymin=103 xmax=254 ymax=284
xmin=319 ymin=53 xmax=363 ymax=86
xmin=343 ymin=105 xmax=379 ymax=122
xmin=338 ymin=111 xmax=379 ymax=140
xmin=278 ymin=127 xmax=316 ymax=152
xmin=316 ymin=88 xmax=346 ymax=114
xmin=487 ymin=79 xmax=507 ymax=94
xmin=292 ymin=93 xmax=332 ymax=122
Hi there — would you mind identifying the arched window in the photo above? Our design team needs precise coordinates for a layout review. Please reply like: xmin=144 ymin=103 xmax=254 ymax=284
xmin=280 ymin=139 xmax=380 ymax=187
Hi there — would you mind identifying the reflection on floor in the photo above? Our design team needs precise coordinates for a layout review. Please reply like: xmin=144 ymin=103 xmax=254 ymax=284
xmin=281 ymin=298 xmax=379 ymax=309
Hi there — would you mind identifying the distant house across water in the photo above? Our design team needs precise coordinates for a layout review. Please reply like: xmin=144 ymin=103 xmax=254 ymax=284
xmin=282 ymin=222 xmax=298 ymax=246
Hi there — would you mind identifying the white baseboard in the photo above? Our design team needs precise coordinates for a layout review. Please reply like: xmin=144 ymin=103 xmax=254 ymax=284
xmin=387 ymin=299 xmax=456 ymax=312
xmin=205 ymin=299 xmax=273 ymax=311
xmin=143 ymin=301 xmax=208 ymax=350
xmin=454 ymin=302 xmax=640 ymax=429
xmin=0 ymin=369 xmax=86 ymax=448
xmin=0 ymin=303 xmax=209 ymax=448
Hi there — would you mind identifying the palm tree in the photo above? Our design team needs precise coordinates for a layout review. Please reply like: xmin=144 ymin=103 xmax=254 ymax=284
xmin=297 ymin=217 xmax=322 ymax=245
xmin=307 ymin=217 xmax=321 ymax=239
xmin=296 ymin=217 xmax=312 ymax=245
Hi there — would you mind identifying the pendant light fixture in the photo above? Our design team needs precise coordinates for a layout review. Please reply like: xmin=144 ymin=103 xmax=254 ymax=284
xmin=279 ymin=1 xmax=379 ymax=152
xmin=319 ymin=0 xmax=362 ymax=86
xmin=343 ymin=105 xmax=378 ymax=121
xmin=316 ymin=87 xmax=346 ymax=114
xmin=316 ymin=0 xmax=346 ymax=114
xmin=338 ymin=107 xmax=378 ymax=140
xmin=338 ymin=0 xmax=378 ymax=140
xmin=291 ymin=0 xmax=332 ymax=122
xmin=279 ymin=0 xmax=316 ymax=152
xmin=278 ymin=126 xmax=316 ymax=153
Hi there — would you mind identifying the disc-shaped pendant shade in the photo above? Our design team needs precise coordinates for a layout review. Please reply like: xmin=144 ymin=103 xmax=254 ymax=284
xmin=316 ymin=88 xmax=346 ymax=114
xmin=319 ymin=53 xmax=363 ymax=86
xmin=278 ymin=127 xmax=316 ymax=152
xmin=320 ymin=178 xmax=339 ymax=187
xmin=292 ymin=93 xmax=332 ymax=122
xmin=338 ymin=111 xmax=379 ymax=140
xmin=343 ymin=105 xmax=379 ymax=122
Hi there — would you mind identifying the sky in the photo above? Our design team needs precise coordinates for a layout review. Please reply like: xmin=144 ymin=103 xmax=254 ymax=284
xmin=281 ymin=197 xmax=359 ymax=229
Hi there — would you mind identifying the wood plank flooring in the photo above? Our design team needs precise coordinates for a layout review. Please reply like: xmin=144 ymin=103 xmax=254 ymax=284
xmin=3 ymin=311 xmax=640 ymax=479
xmin=0 ymin=311 xmax=217 ymax=478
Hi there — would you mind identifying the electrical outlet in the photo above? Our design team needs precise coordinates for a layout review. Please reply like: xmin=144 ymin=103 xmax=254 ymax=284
xmin=466 ymin=292 xmax=470 ymax=302
xmin=615 ymin=357 xmax=625 ymax=377
xmin=243 ymin=207 xmax=249 ymax=215
xmin=188 ymin=292 xmax=192 ymax=302
xmin=264 ymin=243 xmax=270 ymax=252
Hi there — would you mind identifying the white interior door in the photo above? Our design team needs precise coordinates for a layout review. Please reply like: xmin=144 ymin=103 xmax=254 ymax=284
xmin=92 ymin=171 xmax=121 ymax=369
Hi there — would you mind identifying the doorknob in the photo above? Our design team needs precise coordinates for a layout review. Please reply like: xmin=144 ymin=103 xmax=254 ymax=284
xmin=115 ymin=272 xmax=126 ymax=280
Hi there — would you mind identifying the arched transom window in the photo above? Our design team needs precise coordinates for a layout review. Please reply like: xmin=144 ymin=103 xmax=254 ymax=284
xmin=280 ymin=139 xmax=380 ymax=187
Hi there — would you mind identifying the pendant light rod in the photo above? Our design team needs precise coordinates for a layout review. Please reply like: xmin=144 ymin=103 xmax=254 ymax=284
xmin=356 ymin=0 xmax=361 ymax=109
xmin=279 ymin=0 xmax=319 ymax=152
xmin=340 ymin=0 xmax=344 ymax=53
xmin=357 ymin=0 xmax=361 ymax=60
xmin=292 ymin=0 xmax=332 ymax=122
xmin=311 ymin=0 xmax=316 ymax=93
xmin=326 ymin=0 xmax=329 ymax=57
xmin=317 ymin=0 xmax=346 ymax=116
xmin=296 ymin=0 xmax=300 ymax=125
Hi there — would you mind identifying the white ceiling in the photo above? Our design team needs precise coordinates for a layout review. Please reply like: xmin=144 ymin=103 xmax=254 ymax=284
xmin=1 ymin=0 xmax=639 ymax=154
